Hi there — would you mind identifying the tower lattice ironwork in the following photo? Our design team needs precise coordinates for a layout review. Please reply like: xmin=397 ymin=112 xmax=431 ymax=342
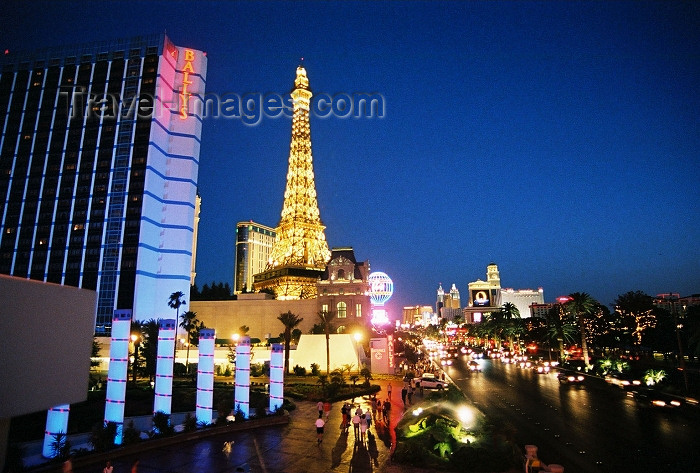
xmin=253 ymin=65 xmax=331 ymax=299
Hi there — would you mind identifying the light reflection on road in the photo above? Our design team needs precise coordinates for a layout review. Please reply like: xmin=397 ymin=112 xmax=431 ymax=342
xmin=448 ymin=355 xmax=699 ymax=473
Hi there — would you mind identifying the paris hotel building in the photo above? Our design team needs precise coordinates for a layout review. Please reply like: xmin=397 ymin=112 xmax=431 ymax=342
xmin=0 ymin=34 xmax=206 ymax=333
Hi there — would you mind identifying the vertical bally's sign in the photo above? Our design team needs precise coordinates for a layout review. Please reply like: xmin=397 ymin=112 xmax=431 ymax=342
xmin=179 ymin=49 xmax=196 ymax=119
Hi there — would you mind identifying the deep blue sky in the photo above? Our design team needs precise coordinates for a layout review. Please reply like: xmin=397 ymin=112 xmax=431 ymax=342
xmin=2 ymin=1 xmax=698 ymax=317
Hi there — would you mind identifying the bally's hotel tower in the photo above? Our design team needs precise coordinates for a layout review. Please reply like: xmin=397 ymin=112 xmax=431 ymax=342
xmin=0 ymin=34 xmax=206 ymax=333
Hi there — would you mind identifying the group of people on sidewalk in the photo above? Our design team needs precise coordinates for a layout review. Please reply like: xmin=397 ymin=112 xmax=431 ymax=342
xmin=314 ymin=385 xmax=396 ymax=446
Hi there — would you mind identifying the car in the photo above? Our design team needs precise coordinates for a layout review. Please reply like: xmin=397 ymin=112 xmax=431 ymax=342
xmin=534 ymin=362 xmax=551 ymax=374
xmin=415 ymin=373 xmax=448 ymax=390
xmin=467 ymin=360 xmax=481 ymax=372
xmin=605 ymin=372 xmax=642 ymax=389
xmin=628 ymin=388 xmax=683 ymax=408
xmin=557 ymin=369 xmax=585 ymax=384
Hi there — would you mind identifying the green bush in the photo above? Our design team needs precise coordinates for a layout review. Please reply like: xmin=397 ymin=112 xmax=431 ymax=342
xmin=152 ymin=411 xmax=174 ymax=437
xmin=292 ymin=365 xmax=307 ymax=376
xmin=310 ymin=363 xmax=320 ymax=376
xmin=90 ymin=421 xmax=117 ymax=452
xmin=250 ymin=363 xmax=264 ymax=377
xmin=121 ymin=420 xmax=141 ymax=445
xmin=183 ymin=413 xmax=198 ymax=432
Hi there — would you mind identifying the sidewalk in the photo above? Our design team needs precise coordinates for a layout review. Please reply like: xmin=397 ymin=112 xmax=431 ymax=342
xmin=50 ymin=376 xmax=435 ymax=473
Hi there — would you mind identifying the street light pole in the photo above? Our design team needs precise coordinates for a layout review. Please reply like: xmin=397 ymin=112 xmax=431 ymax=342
xmin=670 ymin=294 xmax=689 ymax=393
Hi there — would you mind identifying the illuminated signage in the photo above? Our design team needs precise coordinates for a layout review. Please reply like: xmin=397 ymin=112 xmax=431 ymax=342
xmin=180 ymin=49 xmax=196 ymax=120
xmin=387 ymin=334 xmax=395 ymax=369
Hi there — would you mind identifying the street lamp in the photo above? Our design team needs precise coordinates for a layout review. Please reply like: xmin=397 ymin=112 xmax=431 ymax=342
xmin=670 ymin=294 xmax=689 ymax=393
xmin=354 ymin=332 xmax=363 ymax=374
xmin=130 ymin=333 xmax=140 ymax=385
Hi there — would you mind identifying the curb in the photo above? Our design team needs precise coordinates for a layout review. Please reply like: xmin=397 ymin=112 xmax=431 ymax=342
xmin=27 ymin=413 xmax=290 ymax=473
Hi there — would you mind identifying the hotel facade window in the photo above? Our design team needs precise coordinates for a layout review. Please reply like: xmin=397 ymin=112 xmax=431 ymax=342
xmin=0 ymin=34 xmax=207 ymax=333
xmin=337 ymin=301 xmax=347 ymax=318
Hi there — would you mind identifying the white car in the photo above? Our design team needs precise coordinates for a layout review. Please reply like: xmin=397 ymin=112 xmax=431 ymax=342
xmin=415 ymin=373 xmax=448 ymax=390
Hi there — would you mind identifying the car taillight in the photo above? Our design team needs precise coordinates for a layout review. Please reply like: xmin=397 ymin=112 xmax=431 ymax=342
xmin=671 ymin=400 xmax=681 ymax=407
xmin=652 ymin=400 xmax=666 ymax=407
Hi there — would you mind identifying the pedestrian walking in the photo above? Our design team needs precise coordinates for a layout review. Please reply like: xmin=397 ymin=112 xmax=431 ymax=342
xmin=371 ymin=396 xmax=378 ymax=420
xmin=401 ymin=386 xmax=407 ymax=405
xmin=364 ymin=410 xmax=372 ymax=430
xmin=351 ymin=412 xmax=361 ymax=440
xmin=317 ymin=400 xmax=324 ymax=418
xmin=387 ymin=382 xmax=392 ymax=398
xmin=103 ymin=460 xmax=114 ymax=473
xmin=359 ymin=413 xmax=368 ymax=444
xmin=407 ymin=384 xmax=414 ymax=405
xmin=315 ymin=415 xmax=325 ymax=445
xmin=323 ymin=400 xmax=331 ymax=420
xmin=376 ymin=399 xmax=382 ymax=421
xmin=383 ymin=398 xmax=391 ymax=423
xmin=341 ymin=403 xmax=348 ymax=430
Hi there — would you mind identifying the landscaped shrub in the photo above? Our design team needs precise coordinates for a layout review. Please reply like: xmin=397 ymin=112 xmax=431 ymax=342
xmin=310 ymin=363 xmax=320 ymax=376
xmin=250 ymin=363 xmax=264 ymax=377
xmin=121 ymin=420 xmax=141 ymax=445
xmin=50 ymin=432 xmax=71 ymax=460
xmin=292 ymin=365 xmax=307 ymax=376
xmin=89 ymin=421 xmax=117 ymax=452
xmin=183 ymin=413 xmax=197 ymax=432
xmin=152 ymin=411 xmax=174 ymax=436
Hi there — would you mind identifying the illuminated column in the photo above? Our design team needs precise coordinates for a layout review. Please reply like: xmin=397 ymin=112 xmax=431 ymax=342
xmin=234 ymin=336 xmax=251 ymax=419
xmin=154 ymin=319 xmax=176 ymax=418
xmin=269 ymin=343 xmax=284 ymax=412
xmin=42 ymin=404 xmax=70 ymax=457
xmin=196 ymin=328 xmax=215 ymax=425
xmin=104 ymin=309 xmax=132 ymax=445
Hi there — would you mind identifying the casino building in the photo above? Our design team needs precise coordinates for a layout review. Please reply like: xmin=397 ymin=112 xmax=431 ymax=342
xmin=0 ymin=34 xmax=206 ymax=333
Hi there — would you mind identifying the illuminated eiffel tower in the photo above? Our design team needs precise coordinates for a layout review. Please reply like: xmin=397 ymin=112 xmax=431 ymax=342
xmin=253 ymin=65 xmax=331 ymax=300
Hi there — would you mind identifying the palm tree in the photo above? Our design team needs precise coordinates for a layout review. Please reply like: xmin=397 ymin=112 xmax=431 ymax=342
xmin=499 ymin=302 xmax=521 ymax=352
xmin=141 ymin=319 xmax=161 ymax=382
xmin=567 ymin=292 xmax=597 ymax=369
xmin=278 ymin=311 xmax=303 ymax=374
xmin=179 ymin=310 xmax=199 ymax=373
xmin=317 ymin=310 xmax=334 ymax=374
xmin=168 ymin=291 xmax=186 ymax=357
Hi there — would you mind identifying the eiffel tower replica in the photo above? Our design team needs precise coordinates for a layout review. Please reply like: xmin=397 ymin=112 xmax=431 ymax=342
xmin=253 ymin=65 xmax=331 ymax=300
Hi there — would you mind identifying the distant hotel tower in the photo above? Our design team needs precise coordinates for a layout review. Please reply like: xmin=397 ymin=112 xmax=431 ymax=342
xmin=0 ymin=34 xmax=206 ymax=333
xmin=253 ymin=65 xmax=331 ymax=299
xmin=233 ymin=221 xmax=275 ymax=294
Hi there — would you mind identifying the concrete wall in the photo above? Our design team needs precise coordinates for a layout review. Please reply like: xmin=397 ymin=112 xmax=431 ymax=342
xmin=190 ymin=298 xmax=319 ymax=341
xmin=293 ymin=334 xmax=361 ymax=372
xmin=0 ymin=275 xmax=96 ymax=418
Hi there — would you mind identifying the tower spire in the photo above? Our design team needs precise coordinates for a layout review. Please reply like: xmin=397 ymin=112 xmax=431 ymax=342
xmin=253 ymin=65 xmax=331 ymax=300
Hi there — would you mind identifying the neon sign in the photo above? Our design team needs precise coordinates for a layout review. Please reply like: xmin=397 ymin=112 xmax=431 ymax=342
xmin=180 ymin=49 xmax=195 ymax=119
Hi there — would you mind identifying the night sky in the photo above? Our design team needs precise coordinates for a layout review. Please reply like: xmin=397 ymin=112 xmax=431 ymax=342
xmin=2 ymin=1 xmax=698 ymax=318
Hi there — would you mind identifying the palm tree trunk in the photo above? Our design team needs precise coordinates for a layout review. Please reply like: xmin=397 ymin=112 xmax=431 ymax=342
xmin=578 ymin=313 xmax=590 ymax=368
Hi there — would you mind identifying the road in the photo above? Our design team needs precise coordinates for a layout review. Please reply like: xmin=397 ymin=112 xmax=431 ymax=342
xmin=445 ymin=356 xmax=700 ymax=472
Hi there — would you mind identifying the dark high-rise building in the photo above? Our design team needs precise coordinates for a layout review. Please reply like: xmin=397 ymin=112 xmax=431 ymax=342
xmin=233 ymin=221 xmax=276 ymax=294
xmin=0 ymin=34 xmax=207 ymax=332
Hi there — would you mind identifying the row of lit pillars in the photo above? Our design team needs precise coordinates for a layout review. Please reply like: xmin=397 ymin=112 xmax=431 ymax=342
xmin=41 ymin=315 xmax=286 ymax=456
